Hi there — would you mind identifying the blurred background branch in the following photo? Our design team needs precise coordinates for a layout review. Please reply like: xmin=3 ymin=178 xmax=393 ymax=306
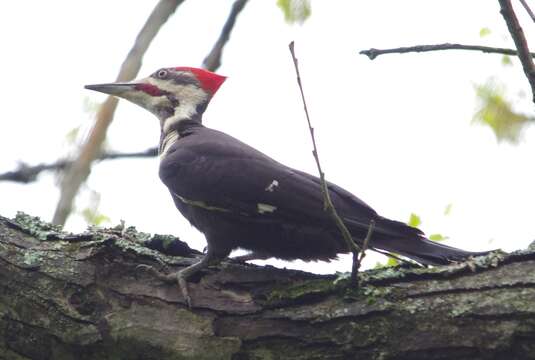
xmin=0 ymin=147 xmax=158 ymax=184
xmin=52 ymin=0 xmax=185 ymax=226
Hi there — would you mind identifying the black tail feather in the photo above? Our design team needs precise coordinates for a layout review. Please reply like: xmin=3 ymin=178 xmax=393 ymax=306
xmin=362 ymin=217 xmax=490 ymax=265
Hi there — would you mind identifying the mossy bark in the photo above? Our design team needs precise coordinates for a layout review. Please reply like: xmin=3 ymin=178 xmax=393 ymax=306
xmin=1 ymin=213 xmax=535 ymax=360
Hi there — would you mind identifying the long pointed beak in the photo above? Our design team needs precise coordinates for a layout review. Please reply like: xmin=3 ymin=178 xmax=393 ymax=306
xmin=84 ymin=82 xmax=139 ymax=97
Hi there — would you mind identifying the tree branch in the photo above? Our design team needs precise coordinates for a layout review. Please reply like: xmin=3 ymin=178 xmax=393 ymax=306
xmin=519 ymin=0 xmax=535 ymax=23
xmin=52 ymin=0 xmax=185 ymax=226
xmin=0 ymin=148 xmax=158 ymax=184
xmin=1 ymin=212 xmax=534 ymax=359
xmin=203 ymin=0 xmax=249 ymax=71
xmin=289 ymin=41 xmax=366 ymax=284
xmin=498 ymin=0 xmax=535 ymax=103
xmin=360 ymin=42 xmax=535 ymax=60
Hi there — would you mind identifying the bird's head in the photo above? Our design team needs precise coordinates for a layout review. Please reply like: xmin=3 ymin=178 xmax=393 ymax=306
xmin=85 ymin=67 xmax=226 ymax=128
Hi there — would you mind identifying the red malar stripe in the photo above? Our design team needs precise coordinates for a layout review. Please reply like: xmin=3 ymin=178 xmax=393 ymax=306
xmin=135 ymin=83 xmax=164 ymax=96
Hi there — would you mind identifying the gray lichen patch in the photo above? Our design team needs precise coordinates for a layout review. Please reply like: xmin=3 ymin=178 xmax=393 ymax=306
xmin=13 ymin=211 xmax=64 ymax=241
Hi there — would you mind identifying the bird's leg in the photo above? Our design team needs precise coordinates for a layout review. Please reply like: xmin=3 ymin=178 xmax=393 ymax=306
xmin=137 ymin=247 xmax=222 ymax=307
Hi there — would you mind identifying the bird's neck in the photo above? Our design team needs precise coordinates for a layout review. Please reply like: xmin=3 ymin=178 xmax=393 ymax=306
xmin=159 ymin=111 xmax=204 ymax=158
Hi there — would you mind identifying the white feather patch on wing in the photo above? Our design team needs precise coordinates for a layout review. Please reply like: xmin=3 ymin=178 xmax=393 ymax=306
xmin=264 ymin=180 xmax=279 ymax=192
xmin=257 ymin=203 xmax=277 ymax=214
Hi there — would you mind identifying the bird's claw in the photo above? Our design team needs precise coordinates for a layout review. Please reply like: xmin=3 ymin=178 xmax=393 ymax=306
xmin=135 ymin=264 xmax=172 ymax=282
xmin=176 ymin=271 xmax=192 ymax=308
xmin=135 ymin=264 xmax=192 ymax=307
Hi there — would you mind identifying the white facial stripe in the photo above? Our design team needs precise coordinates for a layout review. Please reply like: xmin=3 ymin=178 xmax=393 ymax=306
xmin=151 ymin=80 xmax=209 ymax=134
xmin=126 ymin=90 xmax=167 ymax=111
xmin=163 ymin=104 xmax=198 ymax=133
xmin=160 ymin=130 xmax=179 ymax=158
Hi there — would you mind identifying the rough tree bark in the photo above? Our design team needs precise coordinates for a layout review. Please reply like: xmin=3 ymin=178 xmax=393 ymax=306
xmin=1 ymin=213 xmax=535 ymax=360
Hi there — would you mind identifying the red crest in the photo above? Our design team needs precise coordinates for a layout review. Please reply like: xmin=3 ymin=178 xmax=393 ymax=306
xmin=174 ymin=67 xmax=226 ymax=95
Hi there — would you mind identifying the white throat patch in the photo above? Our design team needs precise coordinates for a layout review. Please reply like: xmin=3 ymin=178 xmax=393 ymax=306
xmin=145 ymin=78 xmax=209 ymax=134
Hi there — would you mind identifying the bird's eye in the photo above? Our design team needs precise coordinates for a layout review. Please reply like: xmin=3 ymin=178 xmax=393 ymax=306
xmin=157 ymin=69 xmax=168 ymax=79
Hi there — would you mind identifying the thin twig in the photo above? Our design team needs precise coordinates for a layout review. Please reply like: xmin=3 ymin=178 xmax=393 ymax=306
xmin=0 ymin=148 xmax=158 ymax=183
xmin=288 ymin=41 xmax=363 ymax=284
xmin=352 ymin=220 xmax=375 ymax=282
xmin=203 ymin=0 xmax=249 ymax=71
xmin=498 ymin=0 xmax=535 ymax=103
xmin=359 ymin=43 xmax=535 ymax=60
xmin=519 ymin=0 xmax=535 ymax=23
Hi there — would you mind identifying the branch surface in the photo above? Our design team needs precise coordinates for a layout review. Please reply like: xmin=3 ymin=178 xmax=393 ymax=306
xmin=1 ymin=213 xmax=535 ymax=359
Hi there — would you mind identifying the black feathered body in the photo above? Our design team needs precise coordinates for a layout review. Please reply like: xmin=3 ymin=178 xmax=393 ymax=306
xmin=159 ymin=121 xmax=484 ymax=265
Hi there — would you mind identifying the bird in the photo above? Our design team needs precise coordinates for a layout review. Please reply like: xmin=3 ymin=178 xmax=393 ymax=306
xmin=85 ymin=66 xmax=488 ymax=305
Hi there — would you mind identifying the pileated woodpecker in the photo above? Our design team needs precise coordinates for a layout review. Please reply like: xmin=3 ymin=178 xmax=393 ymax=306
xmin=86 ymin=67 xmax=487 ymax=305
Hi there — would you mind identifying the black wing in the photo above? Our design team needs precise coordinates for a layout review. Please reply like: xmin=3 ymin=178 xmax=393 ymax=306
xmin=159 ymin=127 xmax=378 ymax=229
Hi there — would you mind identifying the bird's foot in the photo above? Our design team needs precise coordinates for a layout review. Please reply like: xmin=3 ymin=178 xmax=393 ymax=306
xmin=135 ymin=264 xmax=192 ymax=307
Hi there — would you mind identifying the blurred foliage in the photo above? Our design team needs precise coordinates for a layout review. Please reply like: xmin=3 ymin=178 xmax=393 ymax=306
xmin=277 ymin=0 xmax=311 ymax=24
xmin=79 ymin=190 xmax=110 ymax=226
xmin=479 ymin=27 xmax=491 ymax=37
xmin=473 ymin=82 xmax=533 ymax=144
xmin=408 ymin=213 xmax=421 ymax=228
xmin=376 ymin=208 xmax=453 ymax=268
xmin=407 ymin=212 xmax=447 ymax=242
xmin=501 ymin=55 xmax=512 ymax=66
xmin=82 ymin=96 xmax=101 ymax=115
xmin=65 ymin=127 xmax=80 ymax=145
xmin=429 ymin=233 xmax=447 ymax=242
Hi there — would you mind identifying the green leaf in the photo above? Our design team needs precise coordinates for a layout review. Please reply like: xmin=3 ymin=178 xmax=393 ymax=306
xmin=473 ymin=82 xmax=534 ymax=144
xmin=277 ymin=0 xmax=311 ymax=24
xmin=65 ymin=127 xmax=80 ymax=145
xmin=429 ymin=233 xmax=448 ymax=242
xmin=479 ymin=27 xmax=491 ymax=37
xmin=81 ymin=208 xmax=110 ymax=226
xmin=374 ymin=257 xmax=400 ymax=269
xmin=408 ymin=213 xmax=421 ymax=228
xmin=501 ymin=55 xmax=512 ymax=66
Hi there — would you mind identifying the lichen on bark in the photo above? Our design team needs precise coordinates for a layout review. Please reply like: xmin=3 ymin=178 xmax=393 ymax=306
xmin=1 ymin=212 xmax=535 ymax=359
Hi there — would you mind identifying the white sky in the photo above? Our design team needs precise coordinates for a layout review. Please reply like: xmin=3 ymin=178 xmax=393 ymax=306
xmin=1 ymin=1 xmax=534 ymax=273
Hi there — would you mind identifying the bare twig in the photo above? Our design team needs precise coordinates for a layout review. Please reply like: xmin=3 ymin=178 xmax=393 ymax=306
xmin=519 ymin=0 xmax=535 ymax=23
xmin=0 ymin=148 xmax=158 ymax=184
xmin=53 ymin=0 xmax=248 ymax=226
xmin=288 ymin=41 xmax=364 ymax=283
xmin=498 ymin=0 xmax=535 ymax=103
xmin=352 ymin=220 xmax=375 ymax=281
xmin=203 ymin=0 xmax=249 ymax=71
xmin=360 ymin=43 xmax=535 ymax=60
